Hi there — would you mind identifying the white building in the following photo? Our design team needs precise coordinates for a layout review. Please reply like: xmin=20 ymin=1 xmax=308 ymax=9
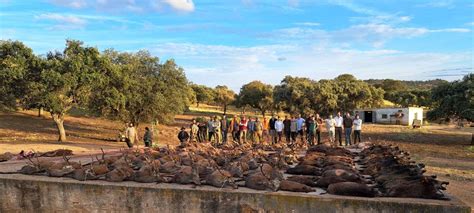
xmin=353 ymin=107 xmax=423 ymax=126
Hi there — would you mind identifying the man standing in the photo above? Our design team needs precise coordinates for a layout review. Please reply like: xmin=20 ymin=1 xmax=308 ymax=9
xmin=254 ymin=117 xmax=263 ymax=144
xmin=262 ymin=117 xmax=269 ymax=143
xmin=207 ymin=116 xmax=215 ymax=143
xmin=334 ymin=112 xmax=344 ymax=146
xmin=190 ymin=119 xmax=199 ymax=142
xmin=275 ymin=116 xmax=284 ymax=143
xmin=315 ymin=114 xmax=323 ymax=145
xmin=290 ymin=116 xmax=298 ymax=143
xmin=343 ymin=112 xmax=353 ymax=146
xmin=283 ymin=115 xmax=291 ymax=143
xmin=125 ymin=123 xmax=139 ymax=148
xmin=214 ymin=116 xmax=221 ymax=146
xmin=296 ymin=114 xmax=305 ymax=144
xmin=221 ymin=114 xmax=228 ymax=144
xmin=239 ymin=116 xmax=248 ymax=144
xmin=143 ymin=127 xmax=153 ymax=147
xmin=230 ymin=115 xmax=240 ymax=143
xmin=197 ymin=120 xmax=207 ymax=143
xmin=306 ymin=115 xmax=316 ymax=146
xmin=326 ymin=115 xmax=336 ymax=144
xmin=269 ymin=115 xmax=278 ymax=145
xmin=247 ymin=117 xmax=256 ymax=143
xmin=353 ymin=114 xmax=362 ymax=144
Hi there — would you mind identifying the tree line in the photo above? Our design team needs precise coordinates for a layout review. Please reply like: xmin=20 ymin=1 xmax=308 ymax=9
xmin=1 ymin=40 xmax=193 ymax=142
xmin=1 ymin=40 xmax=472 ymax=142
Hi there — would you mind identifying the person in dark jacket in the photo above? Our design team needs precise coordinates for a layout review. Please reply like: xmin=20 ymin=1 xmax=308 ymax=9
xmin=315 ymin=114 xmax=323 ymax=145
xmin=197 ymin=121 xmax=207 ymax=143
xmin=343 ymin=112 xmax=353 ymax=146
xmin=143 ymin=127 xmax=153 ymax=147
xmin=221 ymin=114 xmax=228 ymax=144
xmin=283 ymin=116 xmax=291 ymax=143
xmin=269 ymin=115 xmax=277 ymax=144
xmin=178 ymin=127 xmax=190 ymax=146
xmin=306 ymin=115 xmax=316 ymax=146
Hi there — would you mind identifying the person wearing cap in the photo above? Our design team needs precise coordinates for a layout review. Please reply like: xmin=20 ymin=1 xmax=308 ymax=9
xmin=178 ymin=127 xmax=190 ymax=146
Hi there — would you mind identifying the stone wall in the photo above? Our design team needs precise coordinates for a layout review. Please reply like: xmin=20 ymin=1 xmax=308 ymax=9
xmin=0 ymin=174 xmax=470 ymax=213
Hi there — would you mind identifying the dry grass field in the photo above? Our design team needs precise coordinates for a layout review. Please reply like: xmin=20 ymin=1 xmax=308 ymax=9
xmin=0 ymin=109 xmax=472 ymax=208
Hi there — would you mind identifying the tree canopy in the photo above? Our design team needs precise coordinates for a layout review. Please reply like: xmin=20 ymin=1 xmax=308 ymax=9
xmin=272 ymin=74 xmax=383 ymax=115
xmin=428 ymin=74 xmax=473 ymax=122
xmin=213 ymin=85 xmax=236 ymax=114
xmin=238 ymin=81 xmax=274 ymax=116
xmin=190 ymin=84 xmax=215 ymax=107
xmin=1 ymin=40 xmax=192 ymax=142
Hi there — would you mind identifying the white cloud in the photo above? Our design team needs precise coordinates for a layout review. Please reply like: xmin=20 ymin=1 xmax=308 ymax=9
xmin=35 ymin=13 xmax=87 ymax=30
xmin=149 ymin=42 xmax=471 ymax=91
xmin=49 ymin=0 xmax=87 ymax=8
xmin=162 ymin=0 xmax=195 ymax=12
xmin=273 ymin=24 xmax=470 ymax=48
xmin=48 ymin=0 xmax=195 ymax=13
xmin=429 ymin=28 xmax=471 ymax=33
xmin=416 ymin=0 xmax=455 ymax=8
xmin=295 ymin=22 xmax=320 ymax=27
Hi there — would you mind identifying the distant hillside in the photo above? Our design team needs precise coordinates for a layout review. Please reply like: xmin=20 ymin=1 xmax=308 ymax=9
xmin=365 ymin=79 xmax=448 ymax=91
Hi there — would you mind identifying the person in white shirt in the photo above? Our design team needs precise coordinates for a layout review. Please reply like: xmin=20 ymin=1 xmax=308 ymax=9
xmin=353 ymin=114 xmax=362 ymax=144
xmin=125 ymin=123 xmax=139 ymax=148
xmin=275 ymin=116 xmax=284 ymax=143
xmin=334 ymin=112 xmax=344 ymax=146
xmin=325 ymin=115 xmax=336 ymax=144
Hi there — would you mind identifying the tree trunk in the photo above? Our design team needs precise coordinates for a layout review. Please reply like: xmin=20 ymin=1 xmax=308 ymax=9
xmin=223 ymin=104 xmax=227 ymax=114
xmin=197 ymin=102 xmax=200 ymax=107
xmin=262 ymin=110 xmax=266 ymax=117
xmin=51 ymin=113 xmax=66 ymax=142
xmin=38 ymin=107 xmax=43 ymax=117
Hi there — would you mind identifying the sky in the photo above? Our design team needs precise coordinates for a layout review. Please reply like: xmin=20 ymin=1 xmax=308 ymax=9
xmin=1 ymin=0 xmax=473 ymax=91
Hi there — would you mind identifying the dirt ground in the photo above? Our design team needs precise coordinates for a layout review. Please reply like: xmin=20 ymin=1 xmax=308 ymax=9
xmin=0 ymin=110 xmax=473 ymax=208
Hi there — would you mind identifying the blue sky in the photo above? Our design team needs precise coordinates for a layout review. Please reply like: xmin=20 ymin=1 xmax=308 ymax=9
xmin=1 ymin=0 xmax=473 ymax=91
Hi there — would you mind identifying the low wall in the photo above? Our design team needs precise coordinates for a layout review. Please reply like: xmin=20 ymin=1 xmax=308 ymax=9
xmin=0 ymin=174 xmax=470 ymax=213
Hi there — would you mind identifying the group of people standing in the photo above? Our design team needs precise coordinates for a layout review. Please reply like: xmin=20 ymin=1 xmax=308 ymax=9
xmin=179 ymin=112 xmax=363 ymax=147
xmin=123 ymin=123 xmax=153 ymax=148
xmin=324 ymin=112 xmax=362 ymax=146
